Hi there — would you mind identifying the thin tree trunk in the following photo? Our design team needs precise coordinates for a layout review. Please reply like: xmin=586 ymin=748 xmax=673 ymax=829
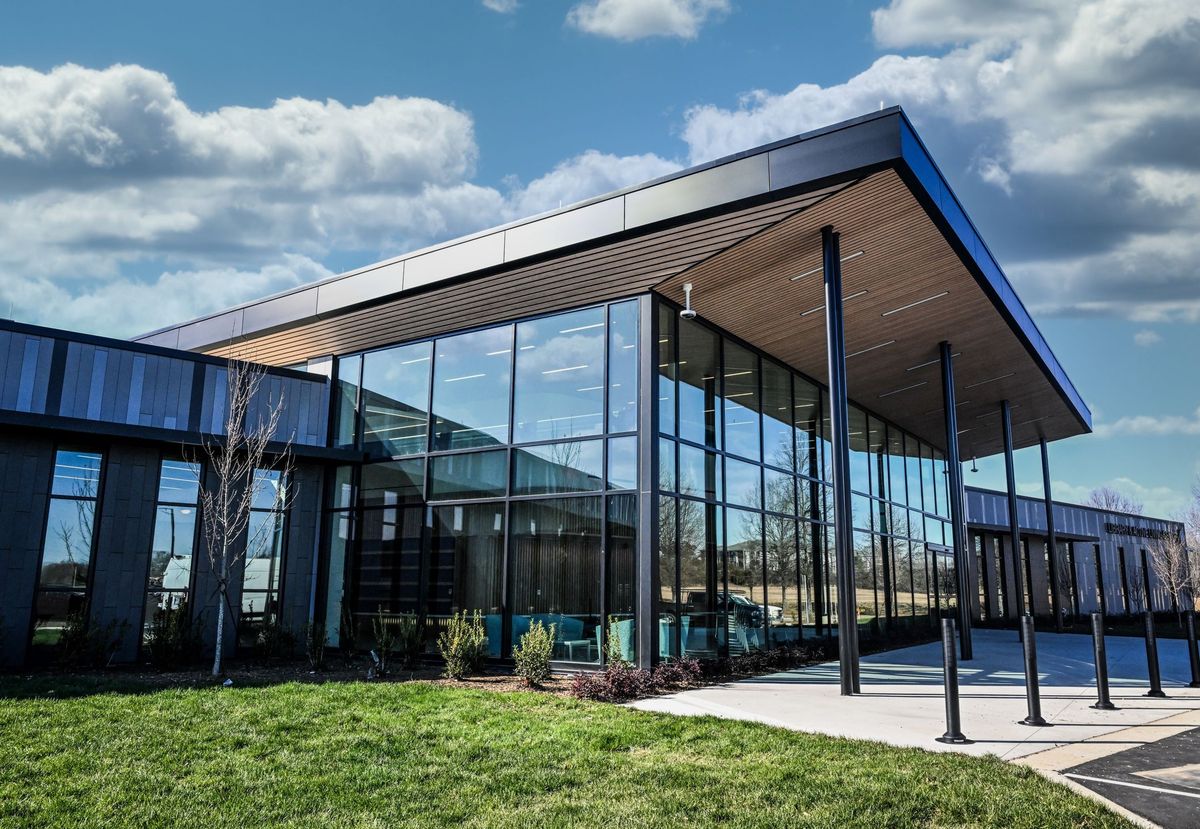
xmin=212 ymin=553 xmax=228 ymax=677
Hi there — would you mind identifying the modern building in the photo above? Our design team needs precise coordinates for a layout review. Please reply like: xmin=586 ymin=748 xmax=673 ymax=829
xmin=0 ymin=108 xmax=1189 ymax=677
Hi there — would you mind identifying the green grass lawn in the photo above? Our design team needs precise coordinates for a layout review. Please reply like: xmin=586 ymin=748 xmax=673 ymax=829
xmin=0 ymin=677 xmax=1130 ymax=829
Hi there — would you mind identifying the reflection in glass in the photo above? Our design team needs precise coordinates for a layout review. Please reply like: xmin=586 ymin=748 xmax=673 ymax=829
xmin=514 ymin=307 xmax=604 ymax=443
xmin=31 ymin=590 xmax=87 ymax=649
xmin=679 ymin=498 xmax=720 ymax=658
xmin=607 ymin=300 xmax=639 ymax=434
xmin=51 ymin=449 xmax=102 ymax=497
xmin=427 ymin=504 xmax=505 ymax=656
xmin=333 ymin=354 xmax=361 ymax=449
xmin=725 ymin=507 xmax=764 ymax=653
xmin=849 ymin=405 xmax=870 ymax=494
xmin=867 ymin=416 xmax=886 ymax=500
xmin=39 ymin=498 xmax=94 ymax=588
xmin=794 ymin=378 xmax=820 ymax=479
xmin=657 ymin=496 xmax=678 ymax=658
xmin=361 ymin=459 xmax=425 ymax=507
xmin=723 ymin=340 xmax=760 ymax=462
xmin=431 ymin=326 xmax=512 ymax=450
xmin=158 ymin=459 xmax=200 ymax=504
xmin=765 ymin=514 xmax=799 ymax=645
xmin=607 ymin=494 xmax=638 ymax=663
xmin=678 ymin=319 xmax=720 ymax=448
xmin=764 ymin=467 xmax=796 ymax=516
xmin=658 ymin=437 xmax=676 ymax=492
xmin=657 ymin=302 xmax=676 ymax=437
xmin=607 ymin=436 xmax=637 ymax=491
xmin=509 ymin=497 xmax=602 ymax=663
xmin=323 ymin=509 xmax=353 ymax=646
xmin=148 ymin=506 xmax=196 ymax=589
xmin=361 ymin=341 xmax=432 ymax=457
xmin=724 ymin=456 xmax=761 ymax=510
xmin=762 ymin=360 xmax=793 ymax=471
xmin=355 ymin=505 xmax=423 ymax=623
xmin=887 ymin=427 xmax=907 ymax=506
xmin=853 ymin=531 xmax=875 ymax=623
xmin=429 ymin=451 xmax=507 ymax=500
xmin=512 ymin=440 xmax=603 ymax=496
xmin=678 ymin=443 xmax=721 ymax=501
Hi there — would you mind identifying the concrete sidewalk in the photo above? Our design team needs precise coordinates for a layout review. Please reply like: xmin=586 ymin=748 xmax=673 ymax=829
xmin=631 ymin=628 xmax=1200 ymax=760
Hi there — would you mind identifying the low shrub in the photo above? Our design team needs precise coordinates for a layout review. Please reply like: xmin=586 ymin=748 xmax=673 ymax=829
xmin=57 ymin=605 xmax=126 ymax=668
xmin=569 ymin=661 xmax=655 ymax=702
xmin=394 ymin=613 xmax=424 ymax=669
xmin=145 ymin=601 xmax=204 ymax=670
xmin=652 ymin=656 xmax=702 ymax=689
xmin=304 ymin=622 xmax=327 ymax=671
xmin=253 ymin=615 xmax=296 ymax=662
xmin=339 ymin=608 xmax=359 ymax=667
xmin=438 ymin=610 xmax=488 ymax=680
xmin=513 ymin=620 xmax=555 ymax=686
xmin=370 ymin=610 xmax=424 ymax=678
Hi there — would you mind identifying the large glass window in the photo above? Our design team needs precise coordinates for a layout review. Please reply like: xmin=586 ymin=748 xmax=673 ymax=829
xmin=678 ymin=443 xmax=721 ymax=501
xmin=240 ymin=469 xmax=287 ymax=640
xmin=658 ymin=303 xmax=676 ymax=437
xmin=361 ymin=341 xmax=432 ymax=457
xmin=429 ymin=451 xmax=507 ymax=500
xmin=31 ymin=448 xmax=102 ymax=655
xmin=431 ymin=326 xmax=513 ymax=450
xmin=144 ymin=458 xmax=201 ymax=645
xmin=607 ymin=300 xmax=639 ymax=434
xmin=607 ymin=494 xmax=638 ymax=663
xmin=680 ymin=499 xmax=721 ymax=659
xmin=509 ymin=497 xmax=602 ymax=663
xmin=512 ymin=440 xmax=603 ymax=496
xmin=514 ymin=307 xmax=605 ymax=443
xmin=333 ymin=354 xmax=362 ymax=449
xmin=427 ymin=504 xmax=505 ymax=656
xmin=762 ymin=360 xmax=793 ymax=471
xmin=677 ymin=319 xmax=720 ymax=448
xmin=725 ymin=507 xmax=764 ymax=653
xmin=723 ymin=340 xmax=760 ymax=462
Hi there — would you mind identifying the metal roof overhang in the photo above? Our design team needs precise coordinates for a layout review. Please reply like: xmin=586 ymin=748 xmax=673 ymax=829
xmin=137 ymin=108 xmax=1091 ymax=459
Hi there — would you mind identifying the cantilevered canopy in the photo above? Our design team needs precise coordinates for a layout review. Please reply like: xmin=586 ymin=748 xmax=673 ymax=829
xmin=138 ymin=107 xmax=1090 ymax=459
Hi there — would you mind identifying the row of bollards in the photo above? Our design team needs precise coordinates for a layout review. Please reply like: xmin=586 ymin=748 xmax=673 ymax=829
xmin=937 ymin=609 xmax=1200 ymax=743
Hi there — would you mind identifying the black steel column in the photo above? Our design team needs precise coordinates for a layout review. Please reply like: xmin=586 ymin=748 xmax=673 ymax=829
xmin=1040 ymin=438 xmax=1063 ymax=631
xmin=1001 ymin=400 xmax=1026 ymax=619
xmin=635 ymin=294 xmax=658 ymax=669
xmin=940 ymin=341 xmax=973 ymax=660
xmin=822 ymin=225 xmax=859 ymax=696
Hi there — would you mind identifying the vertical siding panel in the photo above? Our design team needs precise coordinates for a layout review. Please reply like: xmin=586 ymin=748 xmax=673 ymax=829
xmin=127 ymin=354 xmax=147 ymax=425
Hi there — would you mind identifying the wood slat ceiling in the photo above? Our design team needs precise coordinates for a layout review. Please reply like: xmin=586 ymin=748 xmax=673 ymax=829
xmin=654 ymin=169 xmax=1085 ymax=459
xmin=211 ymin=182 xmax=852 ymax=366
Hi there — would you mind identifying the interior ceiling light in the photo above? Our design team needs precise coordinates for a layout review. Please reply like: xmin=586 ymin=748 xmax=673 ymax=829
xmin=905 ymin=352 xmax=960 ymax=372
xmin=789 ymin=249 xmax=865 ymax=281
xmin=559 ymin=322 xmax=603 ymax=334
xmin=879 ymin=381 xmax=927 ymax=398
xmin=847 ymin=340 xmax=896 ymax=358
xmin=881 ymin=291 xmax=949 ymax=317
xmin=799 ymin=289 xmax=868 ymax=317
xmin=964 ymin=372 xmax=1015 ymax=390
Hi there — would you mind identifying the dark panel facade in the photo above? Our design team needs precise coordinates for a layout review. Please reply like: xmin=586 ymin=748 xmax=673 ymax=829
xmin=87 ymin=445 xmax=161 ymax=663
xmin=0 ymin=433 xmax=55 ymax=667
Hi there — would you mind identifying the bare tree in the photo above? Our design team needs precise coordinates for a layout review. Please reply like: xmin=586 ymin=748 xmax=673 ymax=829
xmin=1146 ymin=533 xmax=1194 ymax=626
xmin=193 ymin=357 xmax=294 ymax=676
xmin=1086 ymin=486 xmax=1144 ymax=516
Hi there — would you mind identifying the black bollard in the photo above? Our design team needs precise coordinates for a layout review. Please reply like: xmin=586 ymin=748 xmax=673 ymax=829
xmin=1018 ymin=614 xmax=1049 ymax=726
xmin=1090 ymin=612 xmax=1116 ymax=710
xmin=1186 ymin=611 xmax=1200 ymax=689
xmin=1143 ymin=612 xmax=1167 ymax=698
xmin=936 ymin=618 xmax=969 ymax=744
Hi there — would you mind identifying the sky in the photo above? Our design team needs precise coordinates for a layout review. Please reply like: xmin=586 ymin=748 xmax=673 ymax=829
xmin=0 ymin=0 xmax=1198 ymax=518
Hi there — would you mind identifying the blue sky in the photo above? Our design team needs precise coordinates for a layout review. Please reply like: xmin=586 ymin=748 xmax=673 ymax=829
xmin=0 ymin=0 xmax=1198 ymax=519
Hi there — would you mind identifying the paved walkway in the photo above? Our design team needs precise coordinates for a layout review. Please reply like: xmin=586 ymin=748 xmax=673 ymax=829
xmin=631 ymin=628 xmax=1200 ymax=761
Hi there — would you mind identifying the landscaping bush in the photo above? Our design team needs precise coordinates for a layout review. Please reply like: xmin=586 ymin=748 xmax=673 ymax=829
xmin=304 ymin=622 xmax=326 ymax=671
xmin=569 ymin=661 xmax=655 ymax=702
xmin=394 ymin=613 xmax=423 ymax=669
xmin=652 ymin=656 xmax=702 ymax=689
xmin=339 ymin=608 xmax=359 ymax=667
xmin=253 ymin=615 xmax=296 ymax=662
xmin=57 ymin=605 xmax=125 ymax=668
xmin=370 ymin=610 xmax=424 ymax=678
xmin=145 ymin=601 xmax=204 ymax=670
xmin=437 ymin=610 xmax=488 ymax=680
xmin=513 ymin=620 xmax=555 ymax=686
xmin=369 ymin=608 xmax=398 ymax=678
xmin=604 ymin=616 xmax=629 ymax=666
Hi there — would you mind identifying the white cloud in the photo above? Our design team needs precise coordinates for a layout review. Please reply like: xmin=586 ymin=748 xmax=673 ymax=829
xmin=678 ymin=0 xmax=1200 ymax=321
xmin=1133 ymin=329 xmax=1163 ymax=347
xmin=567 ymin=0 xmax=729 ymax=41
xmin=1025 ymin=475 xmax=1186 ymax=517
xmin=1093 ymin=405 xmax=1200 ymax=438
xmin=0 ymin=63 xmax=678 ymax=337
xmin=482 ymin=0 xmax=519 ymax=12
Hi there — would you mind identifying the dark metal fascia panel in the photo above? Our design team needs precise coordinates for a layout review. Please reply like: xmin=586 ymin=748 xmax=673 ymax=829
xmin=894 ymin=116 xmax=1092 ymax=433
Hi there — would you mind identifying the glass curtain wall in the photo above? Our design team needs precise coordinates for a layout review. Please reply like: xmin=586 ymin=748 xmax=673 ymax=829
xmin=240 ymin=469 xmax=287 ymax=643
xmin=30 ymin=448 xmax=103 ymax=656
xmin=655 ymin=297 xmax=954 ymax=657
xmin=144 ymin=458 xmax=201 ymax=642
xmin=328 ymin=299 xmax=639 ymax=665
